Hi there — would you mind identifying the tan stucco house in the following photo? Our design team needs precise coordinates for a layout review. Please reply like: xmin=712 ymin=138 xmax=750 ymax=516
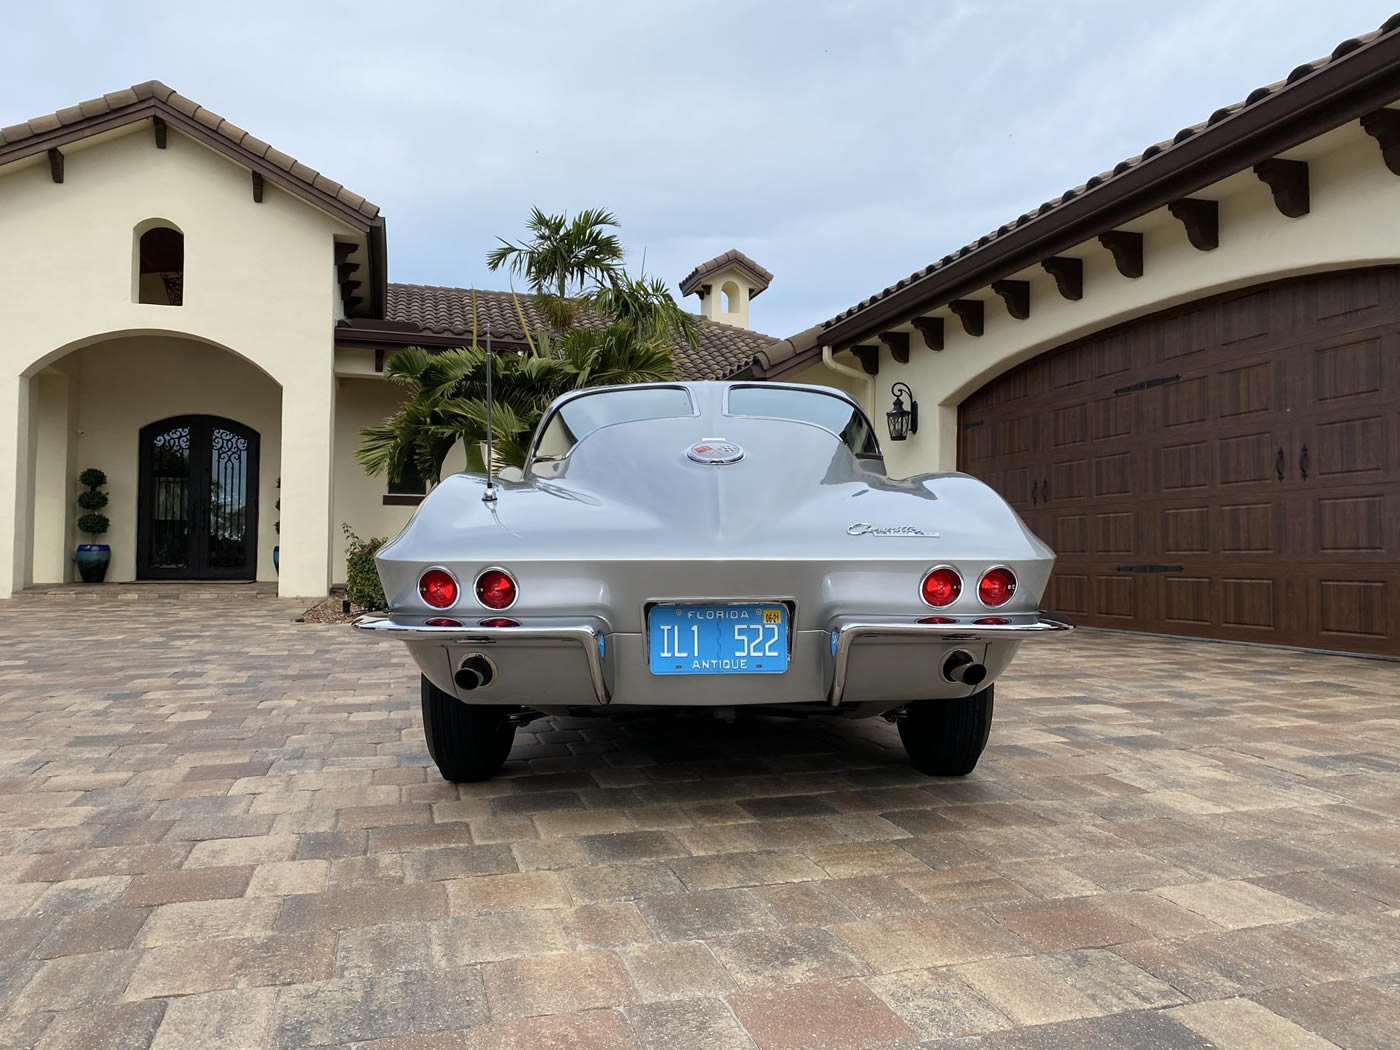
xmin=753 ymin=15 xmax=1400 ymax=657
xmin=4 ymin=14 xmax=1398 ymax=660
xmin=0 ymin=83 xmax=775 ymax=601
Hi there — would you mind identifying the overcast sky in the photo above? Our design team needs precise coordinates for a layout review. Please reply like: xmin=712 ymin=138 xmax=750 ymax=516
xmin=6 ymin=1 xmax=1394 ymax=338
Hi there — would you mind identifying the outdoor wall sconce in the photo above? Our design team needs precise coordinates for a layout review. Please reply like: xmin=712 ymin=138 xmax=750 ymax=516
xmin=887 ymin=382 xmax=918 ymax=441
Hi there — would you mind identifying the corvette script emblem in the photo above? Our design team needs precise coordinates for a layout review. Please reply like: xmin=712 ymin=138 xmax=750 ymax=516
xmin=687 ymin=440 xmax=744 ymax=465
xmin=847 ymin=522 xmax=938 ymax=537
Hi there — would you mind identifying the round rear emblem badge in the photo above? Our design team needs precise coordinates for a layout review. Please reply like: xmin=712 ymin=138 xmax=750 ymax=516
xmin=686 ymin=440 xmax=744 ymax=465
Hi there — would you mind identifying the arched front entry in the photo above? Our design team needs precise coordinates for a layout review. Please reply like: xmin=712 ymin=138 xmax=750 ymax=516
xmin=958 ymin=267 xmax=1400 ymax=657
xmin=137 ymin=415 xmax=260 ymax=580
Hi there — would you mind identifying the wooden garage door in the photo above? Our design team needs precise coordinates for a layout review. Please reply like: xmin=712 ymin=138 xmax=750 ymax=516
xmin=958 ymin=267 xmax=1400 ymax=657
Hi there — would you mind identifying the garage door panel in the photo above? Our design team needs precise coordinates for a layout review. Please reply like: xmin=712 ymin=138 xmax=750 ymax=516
xmin=957 ymin=267 xmax=1400 ymax=656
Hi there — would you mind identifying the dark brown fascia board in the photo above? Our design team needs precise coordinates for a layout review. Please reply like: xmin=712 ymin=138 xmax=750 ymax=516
xmin=0 ymin=100 xmax=378 ymax=235
xmin=817 ymin=31 xmax=1400 ymax=350
xmin=365 ymin=219 xmax=387 ymax=319
xmin=334 ymin=324 xmax=530 ymax=352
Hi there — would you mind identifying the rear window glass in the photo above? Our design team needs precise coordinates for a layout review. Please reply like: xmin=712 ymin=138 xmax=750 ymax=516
xmin=533 ymin=386 xmax=695 ymax=460
xmin=727 ymin=386 xmax=880 ymax=455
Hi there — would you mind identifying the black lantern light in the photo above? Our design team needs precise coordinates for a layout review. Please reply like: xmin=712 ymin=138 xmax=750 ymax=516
xmin=886 ymin=382 xmax=918 ymax=441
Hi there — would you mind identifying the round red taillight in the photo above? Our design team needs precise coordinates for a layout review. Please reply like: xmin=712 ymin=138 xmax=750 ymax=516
xmin=418 ymin=569 xmax=458 ymax=609
xmin=475 ymin=568 xmax=517 ymax=610
xmin=978 ymin=567 xmax=1017 ymax=607
xmin=921 ymin=567 xmax=962 ymax=608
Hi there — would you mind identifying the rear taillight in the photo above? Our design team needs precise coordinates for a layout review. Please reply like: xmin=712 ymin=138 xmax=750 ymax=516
xmin=424 ymin=617 xmax=462 ymax=627
xmin=920 ymin=567 xmax=962 ymax=607
xmin=479 ymin=617 xmax=520 ymax=628
xmin=475 ymin=568 xmax=517 ymax=610
xmin=978 ymin=567 xmax=1017 ymax=607
xmin=418 ymin=569 xmax=459 ymax=609
xmin=919 ymin=615 xmax=956 ymax=625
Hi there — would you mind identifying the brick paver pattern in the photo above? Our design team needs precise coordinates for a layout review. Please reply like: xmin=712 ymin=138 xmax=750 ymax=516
xmin=1 ymin=599 xmax=1398 ymax=1049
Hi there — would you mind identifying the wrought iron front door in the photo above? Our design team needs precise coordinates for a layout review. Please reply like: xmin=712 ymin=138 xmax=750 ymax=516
xmin=137 ymin=415 xmax=260 ymax=579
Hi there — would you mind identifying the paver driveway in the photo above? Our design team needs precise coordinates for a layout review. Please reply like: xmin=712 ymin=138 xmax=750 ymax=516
xmin=1 ymin=598 xmax=1399 ymax=1050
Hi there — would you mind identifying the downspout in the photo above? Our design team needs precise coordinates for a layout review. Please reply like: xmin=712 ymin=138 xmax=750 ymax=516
xmin=821 ymin=345 xmax=876 ymax=417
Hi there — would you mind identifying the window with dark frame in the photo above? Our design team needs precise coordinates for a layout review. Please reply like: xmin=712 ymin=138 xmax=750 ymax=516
xmin=387 ymin=460 xmax=426 ymax=496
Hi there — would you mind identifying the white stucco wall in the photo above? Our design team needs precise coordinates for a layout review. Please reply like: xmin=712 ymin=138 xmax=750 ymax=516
xmin=842 ymin=120 xmax=1400 ymax=477
xmin=332 ymin=376 xmax=418 ymax=584
xmin=0 ymin=122 xmax=356 ymax=596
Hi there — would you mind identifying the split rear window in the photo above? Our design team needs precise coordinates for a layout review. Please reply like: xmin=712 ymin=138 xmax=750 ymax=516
xmin=532 ymin=386 xmax=695 ymax=460
xmin=727 ymin=386 xmax=880 ymax=456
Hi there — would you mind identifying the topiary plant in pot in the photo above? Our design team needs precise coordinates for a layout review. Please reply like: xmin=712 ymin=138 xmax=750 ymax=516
xmin=75 ymin=468 xmax=111 ymax=583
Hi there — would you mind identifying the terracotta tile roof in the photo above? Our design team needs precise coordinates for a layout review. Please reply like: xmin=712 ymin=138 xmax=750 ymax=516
xmin=678 ymin=249 xmax=775 ymax=299
xmin=0 ymin=80 xmax=380 ymax=223
xmin=377 ymin=284 xmax=775 ymax=380
xmin=816 ymin=12 xmax=1400 ymax=334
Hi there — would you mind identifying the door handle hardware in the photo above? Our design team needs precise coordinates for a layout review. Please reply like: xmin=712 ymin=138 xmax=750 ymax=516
xmin=1275 ymin=447 xmax=1285 ymax=481
xmin=1031 ymin=481 xmax=1038 ymax=505
xmin=1042 ymin=478 xmax=1049 ymax=502
xmin=1299 ymin=444 xmax=1310 ymax=481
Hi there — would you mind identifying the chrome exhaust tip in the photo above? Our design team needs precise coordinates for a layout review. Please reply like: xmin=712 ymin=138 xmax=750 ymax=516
xmin=942 ymin=650 xmax=987 ymax=687
xmin=454 ymin=654 xmax=496 ymax=691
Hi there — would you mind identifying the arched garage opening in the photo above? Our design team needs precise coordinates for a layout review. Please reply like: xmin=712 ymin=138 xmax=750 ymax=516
xmin=958 ymin=267 xmax=1400 ymax=657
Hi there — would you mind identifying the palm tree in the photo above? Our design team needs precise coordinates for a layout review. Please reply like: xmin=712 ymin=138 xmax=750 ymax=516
xmin=486 ymin=207 xmax=623 ymax=330
xmin=356 ymin=263 xmax=691 ymax=486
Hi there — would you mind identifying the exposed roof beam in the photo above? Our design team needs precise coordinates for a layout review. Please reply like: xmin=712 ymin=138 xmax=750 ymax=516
xmin=47 ymin=148 xmax=62 ymax=183
xmin=1360 ymin=108 xmax=1400 ymax=174
xmin=949 ymin=299 xmax=984 ymax=337
xmin=991 ymin=279 xmax=1030 ymax=320
xmin=878 ymin=331 xmax=910 ymax=364
xmin=851 ymin=345 xmax=880 ymax=375
xmin=1168 ymin=197 xmax=1219 ymax=250
xmin=1253 ymin=158 xmax=1310 ymax=216
xmin=334 ymin=243 xmax=357 ymax=264
xmin=337 ymin=262 xmax=361 ymax=282
xmin=911 ymin=316 xmax=943 ymax=351
xmin=1041 ymin=256 xmax=1084 ymax=300
xmin=1098 ymin=231 xmax=1143 ymax=278
xmin=152 ymin=116 xmax=166 ymax=148
xmin=251 ymin=171 xmax=264 ymax=203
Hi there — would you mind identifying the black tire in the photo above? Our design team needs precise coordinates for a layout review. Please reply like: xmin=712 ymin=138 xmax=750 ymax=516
xmin=420 ymin=675 xmax=517 ymax=783
xmin=897 ymin=685 xmax=994 ymax=776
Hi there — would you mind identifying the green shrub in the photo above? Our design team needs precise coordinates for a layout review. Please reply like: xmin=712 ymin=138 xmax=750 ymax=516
xmin=343 ymin=524 xmax=387 ymax=611
xmin=76 ymin=468 xmax=110 ymax=540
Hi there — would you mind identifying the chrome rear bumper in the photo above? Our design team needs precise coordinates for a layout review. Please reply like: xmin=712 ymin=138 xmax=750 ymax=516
xmin=354 ymin=611 xmax=1072 ymax=709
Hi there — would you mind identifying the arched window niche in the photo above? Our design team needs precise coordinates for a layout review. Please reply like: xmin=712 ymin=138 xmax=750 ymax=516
xmin=721 ymin=280 xmax=740 ymax=315
xmin=133 ymin=221 xmax=184 ymax=306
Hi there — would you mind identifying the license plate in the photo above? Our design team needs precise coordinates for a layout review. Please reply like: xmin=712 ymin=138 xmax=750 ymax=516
xmin=648 ymin=603 xmax=788 ymax=675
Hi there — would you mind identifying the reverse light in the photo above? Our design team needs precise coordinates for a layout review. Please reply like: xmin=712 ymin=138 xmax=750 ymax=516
xmin=920 ymin=567 xmax=962 ymax=608
xmin=474 ymin=568 xmax=518 ymax=610
xmin=418 ymin=569 xmax=459 ymax=609
xmin=978 ymin=567 xmax=1017 ymax=607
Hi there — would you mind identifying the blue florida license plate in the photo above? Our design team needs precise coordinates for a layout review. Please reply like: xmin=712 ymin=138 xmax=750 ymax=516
xmin=648 ymin=603 xmax=789 ymax=675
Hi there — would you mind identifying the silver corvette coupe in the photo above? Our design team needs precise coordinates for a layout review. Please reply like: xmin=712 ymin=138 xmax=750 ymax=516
xmin=356 ymin=381 xmax=1070 ymax=781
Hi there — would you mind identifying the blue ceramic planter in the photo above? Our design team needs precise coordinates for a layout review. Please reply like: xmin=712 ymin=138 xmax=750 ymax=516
xmin=273 ymin=545 xmax=280 ymax=573
xmin=75 ymin=544 xmax=110 ymax=584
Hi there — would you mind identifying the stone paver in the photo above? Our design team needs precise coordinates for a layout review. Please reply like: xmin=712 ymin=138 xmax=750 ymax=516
xmin=1 ymin=599 xmax=1398 ymax=1047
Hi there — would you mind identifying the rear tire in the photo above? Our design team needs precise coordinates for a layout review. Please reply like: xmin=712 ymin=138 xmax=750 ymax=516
xmin=897 ymin=685 xmax=994 ymax=776
xmin=420 ymin=675 xmax=517 ymax=782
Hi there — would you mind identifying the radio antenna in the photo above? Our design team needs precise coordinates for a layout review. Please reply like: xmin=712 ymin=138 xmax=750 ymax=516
xmin=482 ymin=324 xmax=497 ymax=503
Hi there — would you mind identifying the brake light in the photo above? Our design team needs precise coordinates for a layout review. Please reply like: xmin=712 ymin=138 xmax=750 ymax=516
xmin=919 ymin=615 xmax=956 ymax=625
xmin=418 ymin=569 xmax=458 ymax=609
xmin=978 ymin=567 xmax=1017 ymax=607
xmin=975 ymin=616 xmax=1010 ymax=626
xmin=479 ymin=617 xmax=520 ymax=628
xmin=920 ymin=567 xmax=962 ymax=607
xmin=424 ymin=617 xmax=462 ymax=627
xmin=475 ymin=568 xmax=517 ymax=610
